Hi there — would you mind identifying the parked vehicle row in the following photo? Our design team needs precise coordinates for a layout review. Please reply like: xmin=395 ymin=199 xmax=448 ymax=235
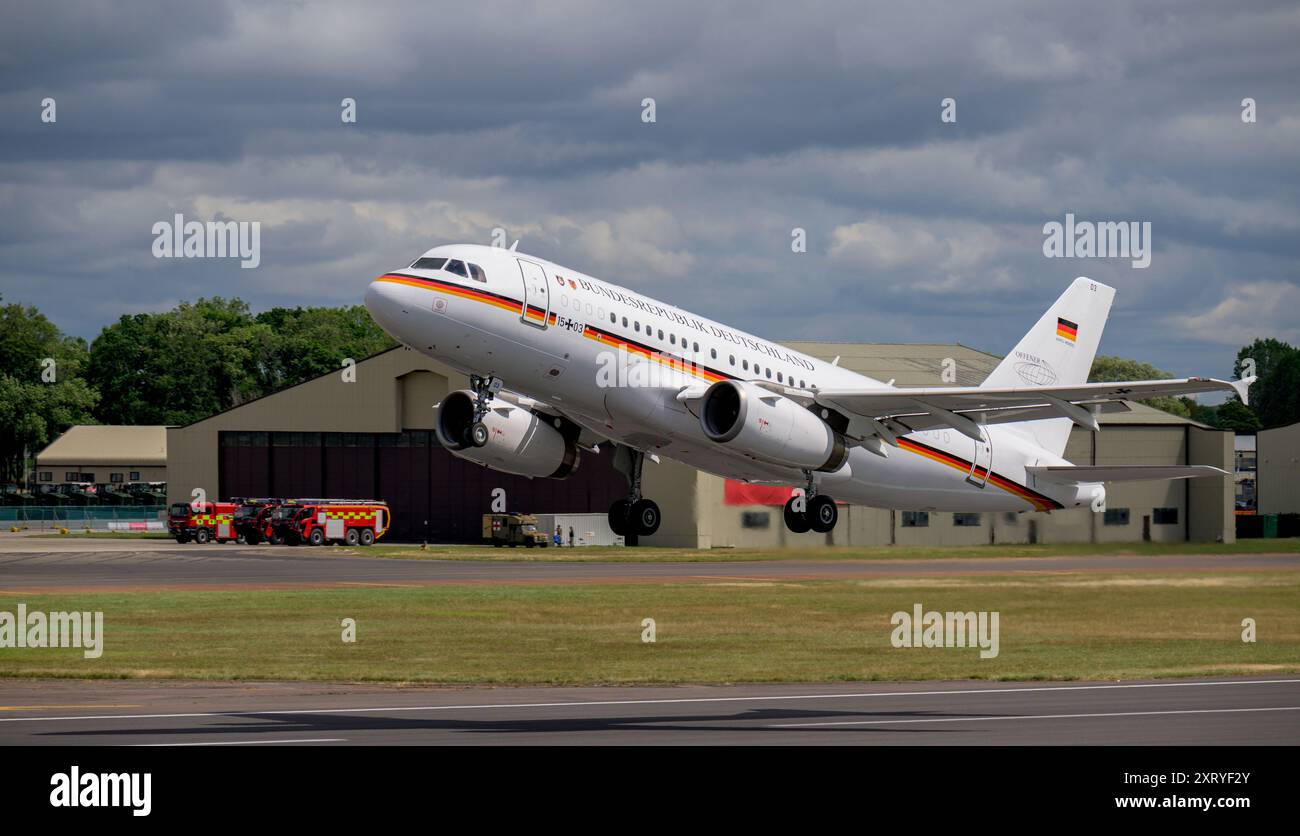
xmin=168 ymin=498 xmax=391 ymax=546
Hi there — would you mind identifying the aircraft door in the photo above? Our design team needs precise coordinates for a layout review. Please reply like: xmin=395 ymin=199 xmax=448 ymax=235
xmin=966 ymin=428 xmax=992 ymax=488
xmin=516 ymin=258 xmax=551 ymax=329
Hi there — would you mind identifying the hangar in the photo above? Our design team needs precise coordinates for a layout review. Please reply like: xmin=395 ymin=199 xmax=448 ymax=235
xmin=165 ymin=343 xmax=1235 ymax=546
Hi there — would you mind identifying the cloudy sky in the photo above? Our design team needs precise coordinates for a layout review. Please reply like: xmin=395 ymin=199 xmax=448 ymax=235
xmin=2 ymin=0 xmax=1297 ymax=382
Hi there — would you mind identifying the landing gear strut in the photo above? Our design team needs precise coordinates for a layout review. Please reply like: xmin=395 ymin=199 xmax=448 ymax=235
xmin=609 ymin=447 xmax=660 ymax=538
xmin=783 ymin=470 xmax=838 ymax=534
xmin=466 ymin=374 xmax=502 ymax=448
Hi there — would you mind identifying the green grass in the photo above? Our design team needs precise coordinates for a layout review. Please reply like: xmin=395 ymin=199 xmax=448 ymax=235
xmin=2 ymin=571 xmax=1296 ymax=684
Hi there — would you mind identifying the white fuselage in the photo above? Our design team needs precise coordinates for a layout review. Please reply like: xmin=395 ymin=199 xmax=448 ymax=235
xmin=365 ymin=245 xmax=1093 ymax=513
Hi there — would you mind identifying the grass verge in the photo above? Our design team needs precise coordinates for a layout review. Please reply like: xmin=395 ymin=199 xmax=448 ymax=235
xmin=1 ymin=571 xmax=1295 ymax=684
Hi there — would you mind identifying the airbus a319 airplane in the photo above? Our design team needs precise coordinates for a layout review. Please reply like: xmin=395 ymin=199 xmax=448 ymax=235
xmin=365 ymin=244 xmax=1252 ymax=537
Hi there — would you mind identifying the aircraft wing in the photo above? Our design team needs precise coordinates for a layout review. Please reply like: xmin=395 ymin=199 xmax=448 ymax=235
xmin=799 ymin=376 xmax=1252 ymax=443
xmin=1027 ymin=465 xmax=1228 ymax=483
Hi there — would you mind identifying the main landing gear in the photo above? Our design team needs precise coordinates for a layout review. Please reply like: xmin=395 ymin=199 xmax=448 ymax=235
xmin=783 ymin=470 xmax=838 ymax=534
xmin=465 ymin=374 xmax=502 ymax=448
xmin=608 ymin=447 xmax=661 ymax=538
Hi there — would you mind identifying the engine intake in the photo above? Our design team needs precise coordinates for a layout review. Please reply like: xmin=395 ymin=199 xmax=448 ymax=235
xmin=435 ymin=390 xmax=580 ymax=479
xmin=700 ymin=379 xmax=847 ymax=472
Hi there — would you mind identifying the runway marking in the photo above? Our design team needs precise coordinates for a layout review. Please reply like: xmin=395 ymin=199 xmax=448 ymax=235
xmin=1 ymin=678 xmax=1296 ymax=723
xmin=769 ymin=705 xmax=1300 ymax=728
xmin=0 ymin=705 xmax=141 ymax=711
xmin=132 ymin=738 xmax=346 ymax=746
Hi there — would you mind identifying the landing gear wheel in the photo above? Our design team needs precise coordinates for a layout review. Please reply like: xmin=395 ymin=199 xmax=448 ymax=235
xmin=469 ymin=421 xmax=490 ymax=448
xmin=631 ymin=499 xmax=661 ymax=536
xmin=345 ymin=528 xmax=360 ymax=546
xmin=608 ymin=499 xmax=632 ymax=537
xmin=783 ymin=497 xmax=811 ymax=534
xmin=808 ymin=494 xmax=838 ymax=533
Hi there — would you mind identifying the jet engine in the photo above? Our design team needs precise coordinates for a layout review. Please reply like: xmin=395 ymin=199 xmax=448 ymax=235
xmin=435 ymin=390 xmax=580 ymax=479
xmin=699 ymin=379 xmax=847 ymax=472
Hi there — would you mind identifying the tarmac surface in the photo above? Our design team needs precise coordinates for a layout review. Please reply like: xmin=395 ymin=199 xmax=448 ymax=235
xmin=0 ymin=676 xmax=1295 ymax=745
xmin=1 ymin=538 xmax=1297 ymax=591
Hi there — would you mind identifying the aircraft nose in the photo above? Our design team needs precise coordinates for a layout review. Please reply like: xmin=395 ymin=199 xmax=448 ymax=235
xmin=364 ymin=276 xmax=406 ymax=333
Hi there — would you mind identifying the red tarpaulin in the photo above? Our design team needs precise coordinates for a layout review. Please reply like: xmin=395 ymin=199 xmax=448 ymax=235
xmin=723 ymin=481 xmax=796 ymax=506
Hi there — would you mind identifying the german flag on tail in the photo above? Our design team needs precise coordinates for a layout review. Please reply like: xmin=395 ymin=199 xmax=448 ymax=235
xmin=1056 ymin=317 xmax=1078 ymax=343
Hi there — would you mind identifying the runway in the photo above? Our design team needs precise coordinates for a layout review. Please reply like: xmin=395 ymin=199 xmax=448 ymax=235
xmin=0 ymin=676 xmax=1295 ymax=745
xmin=1 ymin=539 xmax=1297 ymax=591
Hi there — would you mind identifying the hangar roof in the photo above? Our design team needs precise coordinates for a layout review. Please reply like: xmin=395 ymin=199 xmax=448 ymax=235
xmin=783 ymin=341 xmax=1000 ymax=387
xmin=36 ymin=425 xmax=169 ymax=466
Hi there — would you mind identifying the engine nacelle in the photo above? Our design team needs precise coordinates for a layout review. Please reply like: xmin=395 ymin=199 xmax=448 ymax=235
xmin=699 ymin=379 xmax=847 ymax=472
xmin=435 ymin=390 xmax=580 ymax=479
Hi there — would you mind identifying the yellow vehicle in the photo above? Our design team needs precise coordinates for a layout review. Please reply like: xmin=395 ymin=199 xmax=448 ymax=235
xmin=482 ymin=513 xmax=550 ymax=548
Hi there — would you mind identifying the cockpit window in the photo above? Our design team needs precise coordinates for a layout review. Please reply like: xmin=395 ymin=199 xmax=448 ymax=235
xmin=444 ymin=259 xmax=468 ymax=278
xmin=411 ymin=257 xmax=447 ymax=271
xmin=468 ymin=263 xmax=487 ymax=282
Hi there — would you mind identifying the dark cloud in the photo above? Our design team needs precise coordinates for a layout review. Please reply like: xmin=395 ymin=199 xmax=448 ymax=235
xmin=0 ymin=0 xmax=1297 ymax=381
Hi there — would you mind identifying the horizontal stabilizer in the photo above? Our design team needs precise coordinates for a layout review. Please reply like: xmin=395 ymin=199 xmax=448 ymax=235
xmin=1027 ymin=465 xmax=1228 ymax=484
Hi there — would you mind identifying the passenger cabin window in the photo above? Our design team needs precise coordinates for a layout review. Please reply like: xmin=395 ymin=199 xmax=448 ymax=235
xmin=658 ymin=329 xmax=664 ymax=340
xmin=444 ymin=259 xmax=468 ymax=278
xmin=710 ymin=348 xmax=717 ymax=359
xmin=777 ymin=372 xmax=783 ymax=383
xmin=610 ymin=312 xmax=616 ymax=323
xmin=411 ymin=257 xmax=447 ymax=271
xmin=468 ymin=263 xmax=487 ymax=282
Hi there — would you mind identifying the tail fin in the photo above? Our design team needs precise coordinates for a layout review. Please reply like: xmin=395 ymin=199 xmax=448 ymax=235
xmin=984 ymin=277 xmax=1116 ymax=457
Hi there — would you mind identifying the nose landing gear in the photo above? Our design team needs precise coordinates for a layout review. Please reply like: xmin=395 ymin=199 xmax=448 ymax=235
xmin=466 ymin=374 xmax=502 ymax=448
xmin=782 ymin=470 xmax=838 ymax=534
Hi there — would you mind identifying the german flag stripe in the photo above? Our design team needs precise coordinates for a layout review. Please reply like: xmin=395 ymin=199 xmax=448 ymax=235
xmin=377 ymin=272 xmax=736 ymax=384
xmin=583 ymin=329 xmax=731 ymax=384
xmin=897 ymin=437 xmax=1063 ymax=512
xmin=1056 ymin=317 xmax=1078 ymax=341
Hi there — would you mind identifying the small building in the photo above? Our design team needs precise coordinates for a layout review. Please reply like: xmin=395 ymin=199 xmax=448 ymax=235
xmin=34 ymin=425 xmax=168 ymax=486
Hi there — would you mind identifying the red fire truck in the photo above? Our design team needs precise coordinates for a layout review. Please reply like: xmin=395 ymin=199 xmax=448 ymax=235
xmin=269 ymin=499 xmax=390 ymax=546
xmin=168 ymin=501 xmax=239 ymax=544
xmin=231 ymin=497 xmax=286 ymax=545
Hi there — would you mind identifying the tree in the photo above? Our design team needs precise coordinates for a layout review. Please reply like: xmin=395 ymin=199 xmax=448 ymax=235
xmin=0 ymin=298 xmax=98 ymax=483
xmin=1237 ymin=339 xmax=1300 ymax=429
xmin=87 ymin=299 xmax=397 ymax=427
xmin=88 ymin=298 xmax=269 ymax=425
xmin=1216 ymin=398 xmax=1262 ymax=432
xmin=1088 ymin=355 xmax=1190 ymax=418
xmin=253 ymin=305 xmax=397 ymax=392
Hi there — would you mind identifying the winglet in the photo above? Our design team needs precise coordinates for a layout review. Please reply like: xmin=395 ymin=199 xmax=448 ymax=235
xmin=1233 ymin=376 xmax=1256 ymax=407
